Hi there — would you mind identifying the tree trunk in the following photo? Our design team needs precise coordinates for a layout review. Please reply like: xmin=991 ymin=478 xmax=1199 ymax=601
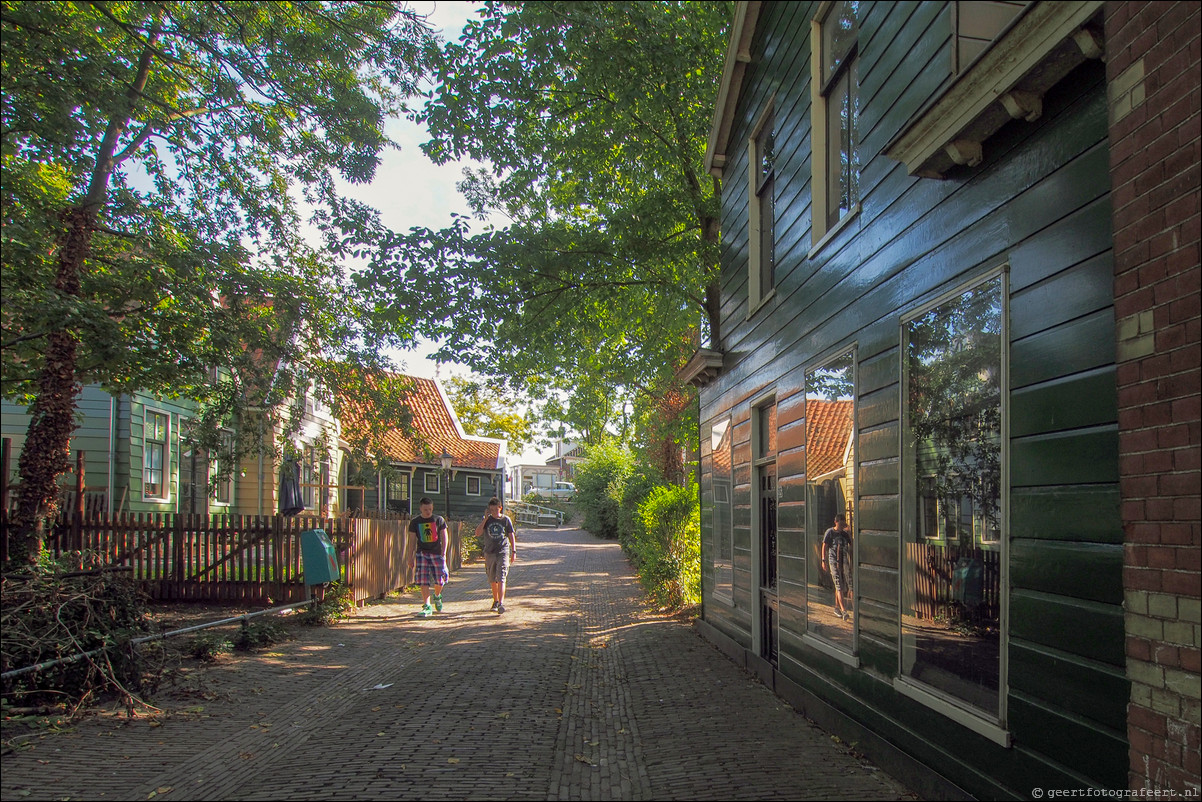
xmin=7 ymin=17 xmax=160 ymax=566
xmin=10 ymin=208 xmax=94 ymax=564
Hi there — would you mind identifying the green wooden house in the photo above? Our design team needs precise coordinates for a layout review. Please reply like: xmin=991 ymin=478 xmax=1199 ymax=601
xmin=686 ymin=1 xmax=1140 ymax=797
xmin=343 ymin=375 xmax=507 ymax=521
xmin=2 ymin=387 xmax=221 ymax=516
xmin=2 ymin=383 xmax=346 ymax=519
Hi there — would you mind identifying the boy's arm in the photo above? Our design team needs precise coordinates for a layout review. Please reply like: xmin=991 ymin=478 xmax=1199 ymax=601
xmin=507 ymin=530 xmax=517 ymax=558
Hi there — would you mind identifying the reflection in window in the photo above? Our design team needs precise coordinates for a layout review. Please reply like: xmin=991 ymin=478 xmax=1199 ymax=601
xmin=750 ymin=107 xmax=775 ymax=306
xmin=712 ymin=418 xmax=733 ymax=599
xmin=819 ymin=1 xmax=860 ymax=233
xmin=902 ymin=274 xmax=1004 ymax=718
xmin=805 ymin=350 xmax=856 ymax=648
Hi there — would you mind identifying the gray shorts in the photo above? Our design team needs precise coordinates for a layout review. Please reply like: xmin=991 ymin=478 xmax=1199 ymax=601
xmin=485 ymin=551 xmax=510 ymax=584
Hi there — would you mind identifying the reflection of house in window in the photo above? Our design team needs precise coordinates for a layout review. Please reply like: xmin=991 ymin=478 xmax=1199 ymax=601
xmin=805 ymin=399 xmax=855 ymax=528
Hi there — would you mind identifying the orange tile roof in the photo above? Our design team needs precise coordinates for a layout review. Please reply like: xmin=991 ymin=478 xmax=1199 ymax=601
xmin=806 ymin=399 xmax=853 ymax=479
xmin=356 ymin=375 xmax=503 ymax=471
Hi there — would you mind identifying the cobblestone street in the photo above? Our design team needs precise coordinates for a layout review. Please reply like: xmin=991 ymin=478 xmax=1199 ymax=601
xmin=1 ymin=527 xmax=917 ymax=801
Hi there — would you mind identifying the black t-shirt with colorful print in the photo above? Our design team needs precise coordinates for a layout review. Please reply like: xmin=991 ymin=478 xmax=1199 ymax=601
xmin=409 ymin=515 xmax=447 ymax=553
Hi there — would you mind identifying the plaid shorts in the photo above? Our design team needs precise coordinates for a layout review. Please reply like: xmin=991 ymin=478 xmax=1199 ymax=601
xmin=414 ymin=551 xmax=449 ymax=587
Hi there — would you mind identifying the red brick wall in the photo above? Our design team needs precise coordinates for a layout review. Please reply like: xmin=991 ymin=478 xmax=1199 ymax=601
xmin=1107 ymin=0 xmax=1201 ymax=793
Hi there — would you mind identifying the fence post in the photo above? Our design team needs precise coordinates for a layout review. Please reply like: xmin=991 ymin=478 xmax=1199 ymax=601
xmin=2 ymin=437 xmax=10 ymax=563
xmin=73 ymin=451 xmax=85 ymax=553
xmin=172 ymin=512 xmax=184 ymax=596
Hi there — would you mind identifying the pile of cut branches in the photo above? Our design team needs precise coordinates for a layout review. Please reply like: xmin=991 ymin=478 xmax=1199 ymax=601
xmin=1 ymin=557 xmax=153 ymax=714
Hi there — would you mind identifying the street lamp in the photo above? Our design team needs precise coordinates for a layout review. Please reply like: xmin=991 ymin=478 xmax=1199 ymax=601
xmin=440 ymin=447 xmax=453 ymax=520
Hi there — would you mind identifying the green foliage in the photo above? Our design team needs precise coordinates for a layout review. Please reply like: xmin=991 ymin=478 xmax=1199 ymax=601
xmin=572 ymin=441 xmax=636 ymax=539
xmin=232 ymin=621 xmax=290 ymax=652
xmin=444 ymin=375 xmax=540 ymax=454
xmin=187 ymin=633 xmax=233 ymax=662
xmin=296 ymin=582 xmax=355 ymax=626
xmin=627 ymin=482 xmax=700 ymax=609
xmin=360 ymin=1 xmax=732 ymax=441
xmin=1 ymin=1 xmax=436 ymax=556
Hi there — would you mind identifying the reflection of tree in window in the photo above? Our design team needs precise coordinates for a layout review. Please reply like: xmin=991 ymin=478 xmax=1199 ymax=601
xmin=902 ymin=274 xmax=1004 ymax=717
xmin=822 ymin=1 xmax=859 ymax=229
xmin=907 ymin=277 xmax=1002 ymax=536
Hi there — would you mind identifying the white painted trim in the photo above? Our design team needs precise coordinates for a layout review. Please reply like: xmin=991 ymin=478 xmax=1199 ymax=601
xmin=896 ymin=265 xmax=1011 ymax=733
xmin=886 ymin=1 xmax=1105 ymax=177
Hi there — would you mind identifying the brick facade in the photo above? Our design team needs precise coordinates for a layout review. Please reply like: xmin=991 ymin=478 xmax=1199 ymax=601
xmin=1107 ymin=1 xmax=1202 ymax=793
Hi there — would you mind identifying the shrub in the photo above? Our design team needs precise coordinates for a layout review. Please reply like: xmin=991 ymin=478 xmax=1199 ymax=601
xmin=232 ymin=621 xmax=290 ymax=651
xmin=1 ymin=554 xmax=152 ymax=709
xmin=573 ymin=441 xmax=634 ymax=539
xmin=630 ymin=482 xmax=700 ymax=609
xmin=188 ymin=633 xmax=233 ymax=661
xmin=296 ymin=582 xmax=355 ymax=626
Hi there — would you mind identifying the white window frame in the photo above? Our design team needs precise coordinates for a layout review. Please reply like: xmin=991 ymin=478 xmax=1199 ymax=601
xmin=466 ymin=476 xmax=482 ymax=496
xmin=810 ymin=0 xmax=861 ymax=251
xmin=896 ymin=266 xmax=1011 ymax=746
xmin=143 ymin=409 xmax=171 ymax=501
xmin=211 ymin=430 xmax=235 ymax=506
xmin=747 ymin=102 xmax=776 ymax=315
xmin=424 ymin=471 xmax=441 ymax=494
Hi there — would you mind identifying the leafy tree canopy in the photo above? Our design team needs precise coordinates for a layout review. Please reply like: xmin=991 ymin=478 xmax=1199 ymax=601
xmin=1 ymin=0 xmax=436 ymax=557
xmin=444 ymin=374 xmax=539 ymax=455
xmin=358 ymin=0 xmax=732 ymax=443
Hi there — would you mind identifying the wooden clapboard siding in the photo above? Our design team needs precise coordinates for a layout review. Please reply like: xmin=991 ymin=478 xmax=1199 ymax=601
xmin=698 ymin=2 xmax=1125 ymax=796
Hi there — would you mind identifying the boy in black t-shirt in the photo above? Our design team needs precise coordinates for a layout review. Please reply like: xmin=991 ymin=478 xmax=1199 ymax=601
xmin=408 ymin=497 xmax=450 ymax=617
xmin=475 ymin=497 xmax=516 ymax=613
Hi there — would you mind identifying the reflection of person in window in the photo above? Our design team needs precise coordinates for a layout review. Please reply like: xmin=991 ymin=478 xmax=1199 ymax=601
xmin=821 ymin=514 xmax=852 ymax=620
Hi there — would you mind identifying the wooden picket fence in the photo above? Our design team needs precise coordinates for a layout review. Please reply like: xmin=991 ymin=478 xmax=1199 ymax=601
xmin=23 ymin=511 xmax=467 ymax=607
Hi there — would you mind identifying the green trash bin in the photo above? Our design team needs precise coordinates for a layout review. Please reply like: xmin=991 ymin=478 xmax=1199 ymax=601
xmin=300 ymin=529 xmax=340 ymax=585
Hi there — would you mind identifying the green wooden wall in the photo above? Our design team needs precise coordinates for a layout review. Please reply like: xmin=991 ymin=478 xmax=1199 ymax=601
xmin=698 ymin=2 xmax=1124 ymax=797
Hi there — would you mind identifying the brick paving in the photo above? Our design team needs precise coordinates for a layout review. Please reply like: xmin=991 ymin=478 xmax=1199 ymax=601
xmin=1 ymin=527 xmax=917 ymax=801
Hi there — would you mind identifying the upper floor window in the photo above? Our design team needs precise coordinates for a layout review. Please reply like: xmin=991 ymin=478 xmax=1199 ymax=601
xmin=812 ymin=1 xmax=860 ymax=244
xmin=748 ymin=105 xmax=775 ymax=310
xmin=144 ymin=410 xmax=170 ymax=500
xmin=954 ymin=1 xmax=1028 ymax=72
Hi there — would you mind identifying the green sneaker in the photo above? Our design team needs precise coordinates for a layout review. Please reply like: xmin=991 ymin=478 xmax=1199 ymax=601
xmin=433 ymin=594 xmax=443 ymax=613
xmin=419 ymin=603 xmax=433 ymax=618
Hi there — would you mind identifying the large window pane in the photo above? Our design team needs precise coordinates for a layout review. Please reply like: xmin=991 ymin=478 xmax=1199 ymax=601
xmin=805 ymin=350 xmax=856 ymax=647
xmin=901 ymin=274 xmax=1004 ymax=717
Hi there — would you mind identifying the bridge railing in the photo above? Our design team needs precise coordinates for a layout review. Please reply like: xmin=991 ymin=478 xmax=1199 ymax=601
xmin=506 ymin=500 xmax=564 ymax=528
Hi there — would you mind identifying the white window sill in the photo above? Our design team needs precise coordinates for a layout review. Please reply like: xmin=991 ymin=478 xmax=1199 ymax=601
xmin=808 ymin=204 xmax=861 ymax=259
xmin=893 ymin=676 xmax=1011 ymax=747
xmin=746 ymin=287 xmax=776 ymax=320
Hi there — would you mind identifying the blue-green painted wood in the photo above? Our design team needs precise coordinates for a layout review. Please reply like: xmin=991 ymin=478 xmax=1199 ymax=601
xmin=1010 ymin=589 xmax=1125 ymax=667
xmin=1010 ymin=367 xmax=1117 ymax=438
xmin=1011 ymin=426 xmax=1120 ymax=487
